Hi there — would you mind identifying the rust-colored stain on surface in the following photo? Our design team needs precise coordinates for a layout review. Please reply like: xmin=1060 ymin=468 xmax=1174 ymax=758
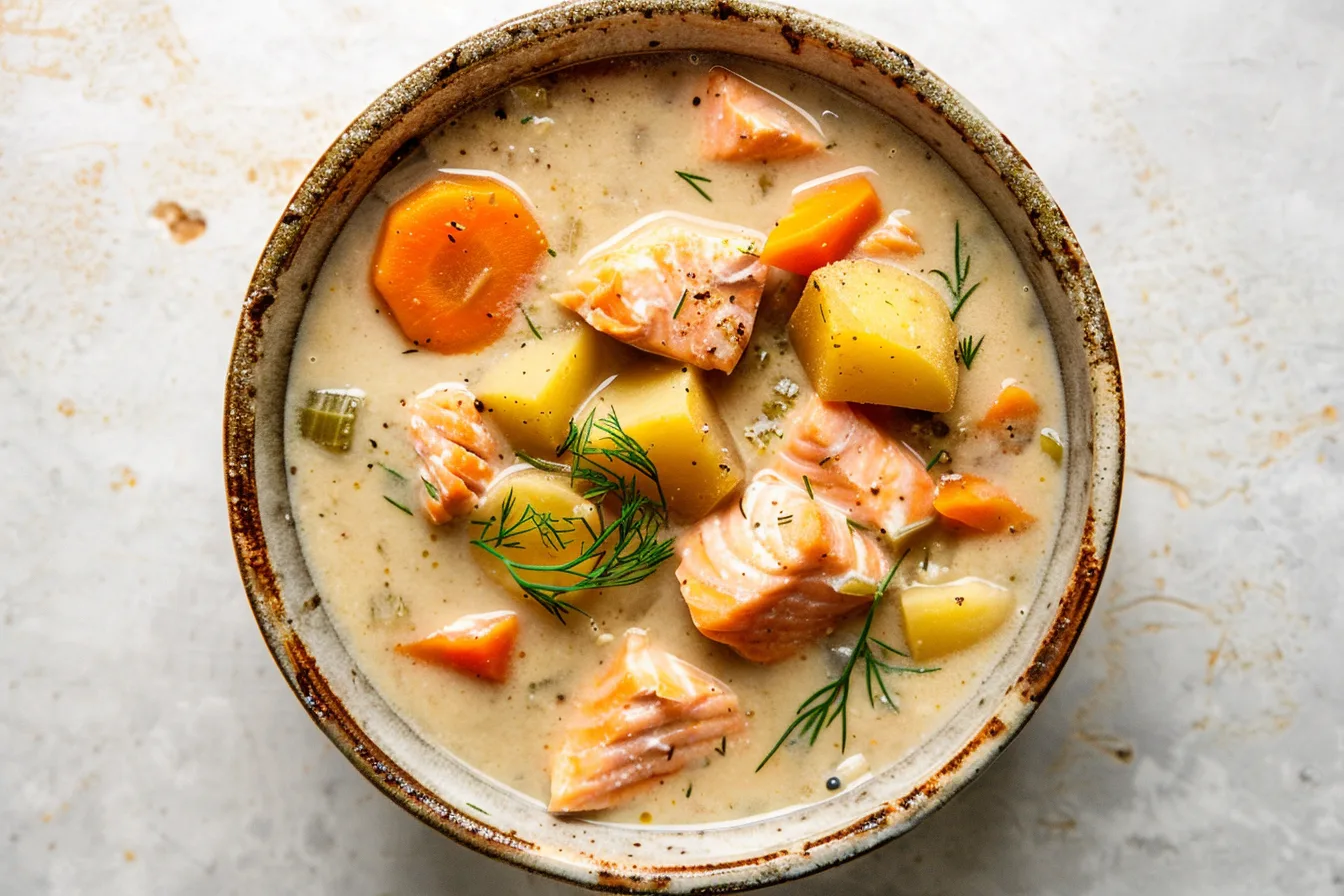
xmin=110 ymin=466 xmax=138 ymax=491
xmin=151 ymin=201 xmax=206 ymax=243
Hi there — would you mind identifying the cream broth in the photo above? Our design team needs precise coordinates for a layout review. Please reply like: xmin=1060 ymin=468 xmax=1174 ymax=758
xmin=284 ymin=55 xmax=1065 ymax=825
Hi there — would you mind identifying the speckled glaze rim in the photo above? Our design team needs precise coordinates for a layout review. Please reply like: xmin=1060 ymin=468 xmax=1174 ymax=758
xmin=224 ymin=2 xmax=1124 ymax=892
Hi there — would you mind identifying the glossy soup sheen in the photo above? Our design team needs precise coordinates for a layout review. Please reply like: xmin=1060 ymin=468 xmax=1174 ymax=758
xmin=284 ymin=55 xmax=1066 ymax=825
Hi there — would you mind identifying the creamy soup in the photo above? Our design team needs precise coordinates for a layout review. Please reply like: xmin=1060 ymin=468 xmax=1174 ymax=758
xmin=284 ymin=55 xmax=1065 ymax=825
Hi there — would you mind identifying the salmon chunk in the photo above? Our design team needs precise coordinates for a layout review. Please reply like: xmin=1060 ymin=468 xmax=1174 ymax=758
xmin=701 ymin=66 xmax=825 ymax=162
xmin=548 ymin=629 xmax=744 ymax=813
xmin=771 ymin=397 xmax=936 ymax=542
xmin=855 ymin=210 xmax=922 ymax=259
xmin=676 ymin=471 xmax=886 ymax=663
xmin=407 ymin=383 xmax=500 ymax=524
xmin=552 ymin=212 xmax=767 ymax=373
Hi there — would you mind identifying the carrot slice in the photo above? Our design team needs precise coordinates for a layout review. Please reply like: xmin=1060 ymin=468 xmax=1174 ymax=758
xmin=933 ymin=473 xmax=1034 ymax=533
xmin=980 ymin=384 xmax=1040 ymax=429
xmin=758 ymin=173 xmax=883 ymax=278
xmin=395 ymin=610 xmax=519 ymax=683
xmin=700 ymin=66 xmax=825 ymax=162
xmin=371 ymin=173 xmax=548 ymax=353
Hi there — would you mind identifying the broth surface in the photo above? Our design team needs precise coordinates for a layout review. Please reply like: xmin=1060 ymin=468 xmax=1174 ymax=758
xmin=284 ymin=55 xmax=1066 ymax=825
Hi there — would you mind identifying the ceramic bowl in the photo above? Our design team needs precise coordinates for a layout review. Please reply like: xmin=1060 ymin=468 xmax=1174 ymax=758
xmin=225 ymin=1 xmax=1124 ymax=891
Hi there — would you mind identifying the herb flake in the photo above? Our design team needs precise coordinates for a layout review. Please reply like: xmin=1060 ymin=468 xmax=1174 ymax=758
xmin=675 ymin=170 xmax=713 ymax=202
xmin=522 ymin=306 xmax=543 ymax=340
xmin=673 ymin=288 xmax=689 ymax=319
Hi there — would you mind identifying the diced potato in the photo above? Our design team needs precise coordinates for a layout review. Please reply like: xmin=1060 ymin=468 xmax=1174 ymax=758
xmin=900 ymin=578 xmax=1014 ymax=661
xmin=475 ymin=327 xmax=624 ymax=457
xmin=470 ymin=470 xmax=606 ymax=598
xmin=788 ymin=259 xmax=958 ymax=412
xmin=589 ymin=362 xmax=743 ymax=518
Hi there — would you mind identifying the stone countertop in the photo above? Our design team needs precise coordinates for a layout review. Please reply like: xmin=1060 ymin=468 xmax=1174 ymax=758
xmin=2 ymin=1 xmax=1340 ymax=893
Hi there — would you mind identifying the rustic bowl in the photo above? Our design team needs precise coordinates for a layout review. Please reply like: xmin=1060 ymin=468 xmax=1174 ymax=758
xmin=224 ymin=1 xmax=1124 ymax=891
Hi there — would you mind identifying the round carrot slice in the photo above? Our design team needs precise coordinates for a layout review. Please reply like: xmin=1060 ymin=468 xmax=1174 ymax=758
xmin=371 ymin=172 xmax=548 ymax=353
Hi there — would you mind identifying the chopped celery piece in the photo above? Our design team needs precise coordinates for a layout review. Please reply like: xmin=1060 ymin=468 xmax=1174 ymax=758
xmin=511 ymin=83 xmax=550 ymax=112
xmin=300 ymin=388 xmax=364 ymax=452
xmin=1039 ymin=427 xmax=1064 ymax=463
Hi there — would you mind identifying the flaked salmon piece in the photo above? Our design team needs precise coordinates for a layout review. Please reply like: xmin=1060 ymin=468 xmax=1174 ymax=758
xmin=407 ymin=383 xmax=500 ymax=524
xmin=676 ymin=471 xmax=887 ymax=663
xmin=855 ymin=210 xmax=922 ymax=259
xmin=548 ymin=629 xmax=744 ymax=813
xmin=701 ymin=66 xmax=825 ymax=162
xmin=552 ymin=212 xmax=767 ymax=373
xmin=771 ymin=396 xmax=936 ymax=542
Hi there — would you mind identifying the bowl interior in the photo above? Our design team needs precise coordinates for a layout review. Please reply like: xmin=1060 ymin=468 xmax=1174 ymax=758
xmin=225 ymin=2 xmax=1122 ymax=891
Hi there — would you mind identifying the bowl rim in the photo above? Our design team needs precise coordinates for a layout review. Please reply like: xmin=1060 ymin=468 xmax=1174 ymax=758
xmin=224 ymin=1 xmax=1125 ymax=891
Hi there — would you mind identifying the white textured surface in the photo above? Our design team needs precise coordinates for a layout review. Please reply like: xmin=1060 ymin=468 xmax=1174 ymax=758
xmin=2 ymin=1 xmax=1341 ymax=893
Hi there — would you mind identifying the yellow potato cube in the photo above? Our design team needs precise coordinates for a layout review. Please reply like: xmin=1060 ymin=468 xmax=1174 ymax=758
xmin=469 ymin=470 xmax=606 ymax=599
xmin=900 ymin=578 xmax=1014 ymax=661
xmin=788 ymin=259 xmax=959 ymax=412
xmin=475 ymin=326 xmax=624 ymax=457
xmin=589 ymin=362 xmax=743 ymax=518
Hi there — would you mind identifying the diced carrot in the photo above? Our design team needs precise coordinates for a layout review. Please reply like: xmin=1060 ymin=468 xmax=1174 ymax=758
xmin=933 ymin=473 xmax=1034 ymax=533
xmin=395 ymin=610 xmax=519 ymax=683
xmin=371 ymin=174 xmax=548 ymax=353
xmin=758 ymin=173 xmax=883 ymax=278
xmin=700 ymin=66 xmax=825 ymax=162
xmin=980 ymin=383 xmax=1040 ymax=429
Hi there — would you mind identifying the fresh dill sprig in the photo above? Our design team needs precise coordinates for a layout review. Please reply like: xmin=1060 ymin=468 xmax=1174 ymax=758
xmin=802 ymin=475 xmax=815 ymax=500
xmin=522 ymin=307 xmax=543 ymax=340
xmin=465 ymin=802 xmax=490 ymax=815
xmin=384 ymin=495 xmax=413 ymax=516
xmin=673 ymin=288 xmax=689 ymax=319
xmin=757 ymin=550 xmax=938 ymax=772
xmin=931 ymin=220 xmax=982 ymax=320
xmin=469 ymin=408 xmax=675 ymax=623
xmin=925 ymin=449 xmax=949 ymax=472
xmin=958 ymin=334 xmax=985 ymax=369
xmin=675 ymin=170 xmax=713 ymax=202
xmin=378 ymin=462 xmax=406 ymax=481
xmin=547 ymin=247 xmax=557 ymax=258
